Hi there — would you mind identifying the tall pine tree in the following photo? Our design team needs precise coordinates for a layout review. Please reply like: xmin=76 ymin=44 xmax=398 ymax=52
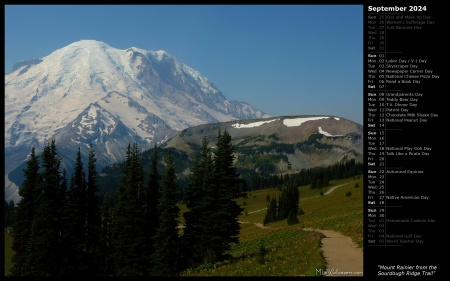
xmin=208 ymin=129 xmax=244 ymax=262
xmin=182 ymin=136 xmax=215 ymax=267
xmin=63 ymin=147 xmax=87 ymax=275
xmin=99 ymin=195 xmax=115 ymax=276
xmin=151 ymin=152 xmax=181 ymax=276
xmin=11 ymin=146 xmax=41 ymax=276
xmin=23 ymin=140 xmax=66 ymax=276
xmin=183 ymin=130 xmax=244 ymax=265
xmin=263 ymin=197 xmax=278 ymax=225
xmin=4 ymin=200 xmax=15 ymax=228
xmin=111 ymin=143 xmax=147 ymax=276
xmin=86 ymin=144 xmax=101 ymax=275
xmin=275 ymin=182 xmax=300 ymax=225
xmin=288 ymin=182 xmax=300 ymax=223
xmin=142 ymin=143 xmax=161 ymax=272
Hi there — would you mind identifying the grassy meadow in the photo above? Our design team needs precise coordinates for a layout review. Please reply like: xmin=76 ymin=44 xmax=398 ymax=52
xmin=182 ymin=175 xmax=363 ymax=276
xmin=4 ymin=175 xmax=363 ymax=276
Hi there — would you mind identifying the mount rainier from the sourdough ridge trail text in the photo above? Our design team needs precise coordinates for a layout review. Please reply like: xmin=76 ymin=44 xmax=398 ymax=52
xmin=4 ymin=39 xmax=269 ymax=203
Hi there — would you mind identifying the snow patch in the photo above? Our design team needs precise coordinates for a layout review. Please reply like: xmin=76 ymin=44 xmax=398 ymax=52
xmin=283 ymin=116 xmax=330 ymax=127
xmin=318 ymin=127 xmax=343 ymax=137
xmin=232 ymin=119 xmax=277 ymax=129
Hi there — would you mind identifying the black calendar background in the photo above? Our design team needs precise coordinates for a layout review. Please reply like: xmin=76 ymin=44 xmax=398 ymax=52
xmin=363 ymin=1 xmax=443 ymax=278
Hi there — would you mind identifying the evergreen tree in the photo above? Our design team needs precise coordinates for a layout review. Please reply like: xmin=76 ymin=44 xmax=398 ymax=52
xmin=288 ymin=182 xmax=300 ymax=219
xmin=143 ymin=143 xmax=161 ymax=272
xmin=86 ymin=144 xmax=101 ymax=275
xmin=151 ymin=152 xmax=181 ymax=276
xmin=11 ymin=146 xmax=41 ymax=276
xmin=182 ymin=136 xmax=215 ymax=267
xmin=263 ymin=197 xmax=278 ymax=225
xmin=277 ymin=186 xmax=289 ymax=221
xmin=257 ymin=240 xmax=268 ymax=265
xmin=63 ymin=147 xmax=87 ymax=275
xmin=5 ymin=200 xmax=15 ymax=227
xmin=23 ymin=140 xmax=66 ymax=276
xmin=99 ymin=195 xmax=115 ymax=276
xmin=208 ymin=129 xmax=244 ymax=262
xmin=111 ymin=143 xmax=147 ymax=276
xmin=183 ymin=130 xmax=244 ymax=265
xmin=276 ymin=182 xmax=300 ymax=224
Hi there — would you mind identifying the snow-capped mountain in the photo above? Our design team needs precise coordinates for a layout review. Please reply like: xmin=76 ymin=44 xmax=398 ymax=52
xmin=4 ymin=40 xmax=269 ymax=203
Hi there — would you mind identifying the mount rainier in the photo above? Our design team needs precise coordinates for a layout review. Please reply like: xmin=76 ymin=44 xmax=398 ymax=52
xmin=4 ymin=39 xmax=269 ymax=203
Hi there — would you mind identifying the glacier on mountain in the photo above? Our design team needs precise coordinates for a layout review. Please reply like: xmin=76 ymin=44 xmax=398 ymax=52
xmin=4 ymin=39 xmax=269 ymax=203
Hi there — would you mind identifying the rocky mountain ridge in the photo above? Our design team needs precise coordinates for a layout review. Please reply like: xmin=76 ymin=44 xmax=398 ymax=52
xmin=161 ymin=115 xmax=363 ymax=176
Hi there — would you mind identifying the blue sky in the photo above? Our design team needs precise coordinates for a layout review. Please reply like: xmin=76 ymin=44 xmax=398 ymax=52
xmin=5 ymin=4 xmax=363 ymax=124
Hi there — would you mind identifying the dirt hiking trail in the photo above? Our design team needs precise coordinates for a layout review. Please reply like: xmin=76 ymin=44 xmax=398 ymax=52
xmin=240 ymin=221 xmax=363 ymax=276
xmin=306 ymin=228 xmax=363 ymax=277
xmin=241 ymin=182 xmax=363 ymax=276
